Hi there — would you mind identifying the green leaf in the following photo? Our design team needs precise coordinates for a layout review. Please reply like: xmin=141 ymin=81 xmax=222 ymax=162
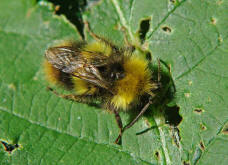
xmin=0 ymin=0 xmax=227 ymax=164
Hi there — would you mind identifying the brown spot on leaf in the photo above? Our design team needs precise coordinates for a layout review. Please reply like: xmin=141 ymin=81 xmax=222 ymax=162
xmin=155 ymin=151 xmax=160 ymax=160
xmin=222 ymin=128 xmax=228 ymax=134
xmin=200 ymin=141 xmax=205 ymax=151
xmin=1 ymin=141 xmax=19 ymax=154
xmin=194 ymin=108 xmax=204 ymax=114
xmin=210 ymin=17 xmax=217 ymax=25
xmin=162 ymin=26 xmax=172 ymax=33
xmin=200 ymin=123 xmax=207 ymax=131
xmin=222 ymin=123 xmax=228 ymax=135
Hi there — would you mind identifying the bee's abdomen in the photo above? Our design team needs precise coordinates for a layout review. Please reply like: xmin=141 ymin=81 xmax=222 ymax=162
xmin=43 ymin=59 xmax=74 ymax=90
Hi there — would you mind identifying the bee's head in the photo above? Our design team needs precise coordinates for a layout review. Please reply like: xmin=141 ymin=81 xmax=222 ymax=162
xmin=110 ymin=63 xmax=125 ymax=80
xmin=98 ymin=62 xmax=125 ymax=82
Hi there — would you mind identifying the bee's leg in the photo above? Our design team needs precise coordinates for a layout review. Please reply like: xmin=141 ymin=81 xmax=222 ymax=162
xmin=84 ymin=21 xmax=118 ymax=49
xmin=84 ymin=21 xmax=104 ymax=41
xmin=112 ymin=108 xmax=123 ymax=145
xmin=47 ymin=87 xmax=91 ymax=103
xmin=123 ymin=100 xmax=152 ymax=131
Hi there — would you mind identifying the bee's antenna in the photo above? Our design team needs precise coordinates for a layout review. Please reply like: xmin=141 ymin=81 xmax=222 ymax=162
xmin=84 ymin=21 xmax=101 ymax=41
xmin=123 ymin=100 xmax=151 ymax=131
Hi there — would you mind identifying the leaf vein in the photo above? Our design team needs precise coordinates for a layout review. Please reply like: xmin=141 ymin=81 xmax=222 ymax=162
xmin=175 ymin=37 xmax=227 ymax=80
xmin=111 ymin=0 xmax=134 ymax=41
xmin=147 ymin=0 xmax=187 ymax=39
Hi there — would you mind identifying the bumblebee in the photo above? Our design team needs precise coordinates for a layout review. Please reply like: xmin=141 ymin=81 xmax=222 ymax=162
xmin=44 ymin=23 xmax=160 ymax=144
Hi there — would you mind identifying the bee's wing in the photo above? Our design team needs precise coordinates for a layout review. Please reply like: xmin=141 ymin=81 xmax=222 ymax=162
xmin=79 ymin=50 xmax=110 ymax=66
xmin=45 ymin=46 xmax=111 ymax=90
xmin=45 ymin=46 xmax=84 ymax=73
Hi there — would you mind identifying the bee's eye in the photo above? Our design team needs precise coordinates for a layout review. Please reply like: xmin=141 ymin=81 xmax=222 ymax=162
xmin=110 ymin=64 xmax=125 ymax=80
xmin=116 ymin=72 xmax=125 ymax=79
xmin=111 ymin=73 xmax=114 ymax=78
xmin=98 ymin=63 xmax=125 ymax=81
xmin=110 ymin=71 xmax=125 ymax=80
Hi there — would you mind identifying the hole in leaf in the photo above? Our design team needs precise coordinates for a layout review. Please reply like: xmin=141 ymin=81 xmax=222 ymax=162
xmin=165 ymin=106 xmax=182 ymax=126
xmin=138 ymin=18 xmax=151 ymax=43
xmin=164 ymin=105 xmax=182 ymax=147
xmin=155 ymin=151 xmax=160 ymax=160
xmin=43 ymin=0 xmax=87 ymax=38
xmin=200 ymin=141 xmax=205 ymax=151
xmin=1 ymin=141 xmax=19 ymax=154
xmin=162 ymin=26 xmax=172 ymax=33
xmin=194 ymin=108 xmax=204 ymax=114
